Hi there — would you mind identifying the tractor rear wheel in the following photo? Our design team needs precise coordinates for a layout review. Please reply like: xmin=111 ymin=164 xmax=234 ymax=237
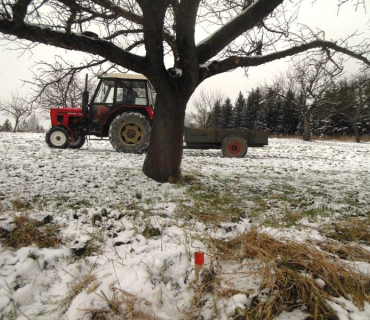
xmin=69 ymin=132 xmax=86 ymax=149
xmin=109 ymin=112 xmax=150 ymax=153
xmin=221 ymin=135 xmax=247 ymax=158
xmin=45 ymin=127 xmax=71 ymax=149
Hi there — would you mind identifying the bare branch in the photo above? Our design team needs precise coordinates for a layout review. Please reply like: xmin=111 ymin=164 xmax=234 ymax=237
xmin=0 ymin=19 xmax=148 ymax=74
xmin=202 ymin=40 xmax=370 ymax=79
xmin=91 ymin=0 xmax=143 ymax=25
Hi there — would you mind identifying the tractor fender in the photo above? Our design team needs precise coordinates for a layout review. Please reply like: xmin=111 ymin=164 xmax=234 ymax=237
xmin=103 ymin=106 xmax=153 ymax=128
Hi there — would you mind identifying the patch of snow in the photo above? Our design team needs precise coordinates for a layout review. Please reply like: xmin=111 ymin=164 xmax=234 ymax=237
xmin=0 ymin=132 xmax=369 ymax=319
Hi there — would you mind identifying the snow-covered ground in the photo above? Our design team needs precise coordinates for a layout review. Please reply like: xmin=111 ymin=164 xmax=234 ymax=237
xmin=0 ymin=133 xmax=370 ymax=320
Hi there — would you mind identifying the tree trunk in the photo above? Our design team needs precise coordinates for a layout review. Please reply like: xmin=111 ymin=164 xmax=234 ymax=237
xmin=13 ymin=119 xmax=19 ymax=133
xmin=352 ymin=121 xmax=361 ymax=143
xmin=303 ymin=112 xmax=311 ymax=141
xmin=143 ymin=92 xmax=187 ymax=183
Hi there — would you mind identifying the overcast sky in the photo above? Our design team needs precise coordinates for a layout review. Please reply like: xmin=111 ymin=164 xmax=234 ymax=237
xmin=0 ymin=0 xmax=369 ymax=125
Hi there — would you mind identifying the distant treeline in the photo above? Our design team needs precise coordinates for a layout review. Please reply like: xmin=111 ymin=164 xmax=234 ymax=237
xmin=193 ymin=77 xmax=370 ymax=138
xmin=0 ymin=116 xmax=45 ymax=133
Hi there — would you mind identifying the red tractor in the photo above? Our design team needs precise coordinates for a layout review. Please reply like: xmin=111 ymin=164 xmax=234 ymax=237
xmin=45 ymin=73 xmax=155 ymax=153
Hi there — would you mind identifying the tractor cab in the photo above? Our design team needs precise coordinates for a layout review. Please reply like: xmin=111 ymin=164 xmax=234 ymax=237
xmin=87 ymin=73 xmax=155 ymax=136
xmin=46 ymin=73 xmax=156 ymax=153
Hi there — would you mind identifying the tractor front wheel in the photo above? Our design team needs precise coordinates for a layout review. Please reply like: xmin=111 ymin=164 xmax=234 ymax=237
xmin=109 ymin=112 xmax=150 ymax=153
xmin=221 ymin=135 xmax=248 ymax=158
xmin=45 ymin=127 xmax=71 ymax=149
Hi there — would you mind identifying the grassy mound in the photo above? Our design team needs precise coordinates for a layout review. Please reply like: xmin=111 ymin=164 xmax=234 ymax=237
xmin=190 ymin=229 xmax=370 ymax=320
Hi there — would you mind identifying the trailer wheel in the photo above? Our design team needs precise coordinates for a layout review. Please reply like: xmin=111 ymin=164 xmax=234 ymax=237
xmin=45 ymin=127 xmax=71 ymax=149
xmin=69 ymin=132 xmax=85 ymax=149
xmin=221 ymin=135 xmax=247 ymax=158
xmin=109 ymin=112 xmax=150 ymax=153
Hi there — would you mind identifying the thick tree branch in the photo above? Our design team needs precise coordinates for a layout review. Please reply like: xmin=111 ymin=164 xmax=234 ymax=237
xmin=0 ymin=18 xmax=148 ymax=74
xmin=12 ymin=0 xmax=32 ymax=27
xmin=92 ymin=0 xmax=176 ymax=57
xmin=176 ymin=0 xmax=200 ymax=59
xmin=175 ymin=0 xmax=201 ymax=88
xmin=103 ymin=29 xmax=143 ymax=40
xmin=66 ymin=7 xmax=76 ymax=34
xmin=138 ymin=0 xmax=170 ymax=84
xmin=57 ymin=0 xmax=119 ymax=23
xmin=125 ymin=40 xmax=144 ymax=52
xmin=203 ymin=40 xmax=370 ymax=79
xmin=196 ymin=0 xmax=284 ymax=64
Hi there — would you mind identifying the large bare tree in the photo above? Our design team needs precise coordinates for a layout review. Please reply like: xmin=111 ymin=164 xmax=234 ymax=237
xmin=30 ymin=59 xmax=98 ymax=114
xmin=190 ymin=89 xmax=224 ymax=128
xmin=33 ymin=62 xmax=97 ymax=110
xmin=275 ymin=55 xmax=343 ymax=141
xmin=0 ymin=93 xmax=33 ymax=132
xmin=0 ymin=0 xmax=369 ymax=181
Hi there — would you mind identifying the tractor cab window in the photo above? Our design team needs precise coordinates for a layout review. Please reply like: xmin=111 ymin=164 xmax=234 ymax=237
xmin=116 ymin=80 xmax=147 ymax=106
xmin=94 ymin=80 xmax=115 ymax=104
xmin=148 ymin=82 xmax=156 ymax=108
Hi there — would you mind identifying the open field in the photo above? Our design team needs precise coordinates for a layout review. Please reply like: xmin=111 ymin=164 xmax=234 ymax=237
xmin=1 ymin=133 xmax=370 ymax=320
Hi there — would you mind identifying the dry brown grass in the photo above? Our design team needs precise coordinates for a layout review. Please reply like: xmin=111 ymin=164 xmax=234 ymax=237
xmin=3 ymin=213 xmax=62 ymax=248
xmin=87 ymin=287 xmax=164 ymax=320
xmin=11 ymin=198 xmax=33 ymax=210
xmin=317 ymin=240 xmax=370 ymax=262
xmin=189 ymin=229 xmax=370 ymax=320
xmin=61 ymin=275 xmax=98 ymax=310
xmin=89 ymin=309 xmax=109 ymax=320
xmin=321 ymin=219 xmax=370 ymax=245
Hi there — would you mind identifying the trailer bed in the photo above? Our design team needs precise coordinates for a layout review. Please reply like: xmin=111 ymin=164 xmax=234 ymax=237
xmin=184 ymin=128 xmax=268 ymax=148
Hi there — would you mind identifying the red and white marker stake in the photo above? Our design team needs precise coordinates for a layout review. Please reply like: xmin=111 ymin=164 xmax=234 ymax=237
xmin=194 ymin=251 xmax=204 ymax=280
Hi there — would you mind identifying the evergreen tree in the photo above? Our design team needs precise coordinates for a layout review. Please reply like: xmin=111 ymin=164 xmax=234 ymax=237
xmin=311 ymin=86 xmax=339 ymax=136
xmin=241 ymin=90 xmax=255 ymax=129
xmin=255 ymin=105 xmax=267 ymax=130
xmin=249 ymin=71 xmax=369 ymax=138
xmin=265 ymin=88 xmax=283 ymax=134
xmin=274 ymin=95 xmax=285 ymax=134
xmin=208 ymin=100 xmax=223 ymax=129
xmin=2 ymin=119 xmax=13 ymax=132
xmin=240 ymin=96 xmax=252 ymax=129
xmin=243 ymin=88 xmax=264 ymax=129
xmin=231 ymin=92 xmax=246 ymax=129
xmin=220 ymin=97 xmax=233 ymax=129
xmin=281 ymin=90 xmax=300 ymax=135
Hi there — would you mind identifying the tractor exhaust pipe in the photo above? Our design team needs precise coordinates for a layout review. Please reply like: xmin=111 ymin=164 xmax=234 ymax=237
xmin=82 ymin=74 xmax=89 ymax=117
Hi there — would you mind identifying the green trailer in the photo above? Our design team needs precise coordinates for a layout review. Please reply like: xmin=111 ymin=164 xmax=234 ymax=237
xmin=184 ymin=127 xmax=268 ymax=157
